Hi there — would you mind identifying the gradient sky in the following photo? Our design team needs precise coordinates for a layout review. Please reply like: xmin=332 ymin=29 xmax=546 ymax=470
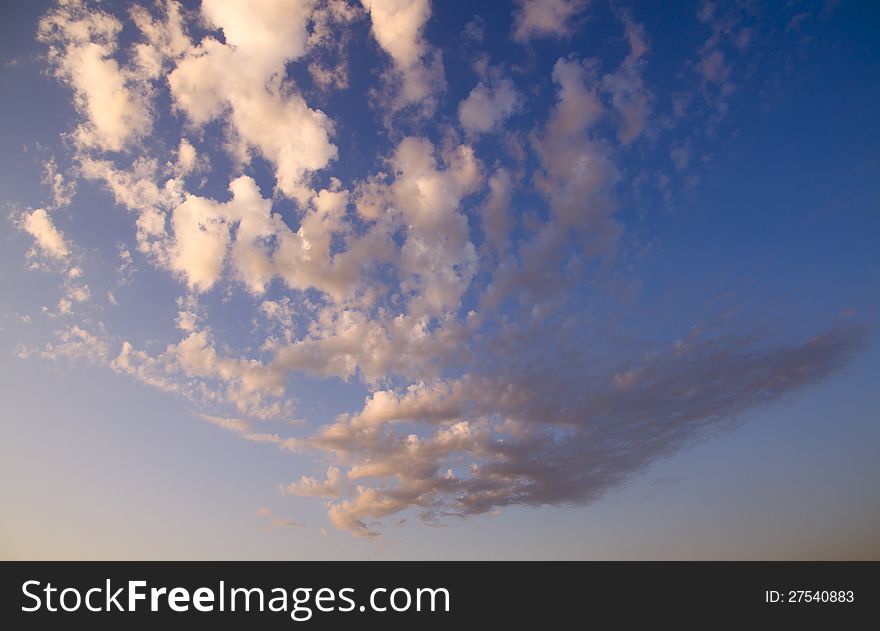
xmin=1 ymin=0 xmax=878 ymax=560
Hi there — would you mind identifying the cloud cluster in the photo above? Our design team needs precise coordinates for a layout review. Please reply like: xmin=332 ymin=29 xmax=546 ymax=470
xmin=14 ymin=0 xmax=864 ymax=539
xmin=293 ymin=325 xmax=863 ymax=536
xmin=169 ymin=0 xmax=337 ymax=203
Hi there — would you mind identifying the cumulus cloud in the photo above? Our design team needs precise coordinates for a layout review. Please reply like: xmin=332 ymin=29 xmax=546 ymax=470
xmin=283 ymin=466 xmax=342 ymax=498
xmin=361 ymin=0 xmax=445 ymax=113
xmin=458 ymin=78 xmax=520 ymax=134
xmin=129 ymin=0 xmax=191 ymax=79
xmin=38 ymin=0 xmax=152 ymax=151
xmin=174 ymin=139 xmax=198 ymax=176
xmin=388 ymin=137 xmax=482 ymax=316
xmin=169 ymin=194 xmax=230 ymax=292
xmin=78 ymin=156 xmax=184 ymax=264
xmin=512 ymin=0 xmax=587 ymax=42
xmin=163 ymin=174 xmax=396 ymax=298
xmin=168 ymin=0 xmax=337 ymax=203
xmin=306 ymin=0 xmax=362 ymax=91
xmin=17 ymin=208 xmax=70 ymax=261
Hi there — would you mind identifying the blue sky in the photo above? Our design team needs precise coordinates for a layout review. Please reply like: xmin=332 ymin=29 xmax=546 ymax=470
xmin=1 ymin=0 xmax=878 ymax=559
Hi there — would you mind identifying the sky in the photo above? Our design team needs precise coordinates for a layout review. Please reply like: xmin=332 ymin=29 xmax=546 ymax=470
xmin=0 ymin=0 xmax=878 ymax=560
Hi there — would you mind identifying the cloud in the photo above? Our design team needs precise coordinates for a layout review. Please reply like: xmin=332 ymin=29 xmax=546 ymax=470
xmin=602 ymin=12 xmax=651 ymax=144
xmin=458 ymin=77 xmax=520 ymax=134
xmin=199 ymin=413 xmax=300 ymax=448
xmin=42 ymin=159 xmax=76 ymax=209
xmin=17 ymin=1 xmax=868 ymax=542
xmin=283 ymin=466 xmax=342 ymax=498
xmin=164 ymin=174 xmax=396 ymax=298
xmin=690 ymin=1 xmax=755 ymax=123
xmin=699 ymin=48 xmax=729 ymax=84
xmin=107 ymin=332 xmax=298 ymax=422
xmin=19 ymin=324 xmax=110 ymax=364
xmin=361 ymin=0 xmax=445 ymax=112
xmin=38 ymin=0 xmax=152 ymax=151
xmin=66 ymin=283 xmax=90 ymax=303
xmin=306 ymin=0 xmax=362 ymax=91
xmin=77 ymin=156 xmax=185 ymax=269
xmin=532 ymin=57 xmax=618 ymax=238
xmin=387 ymin=137 xmax=482 ymax=316
xmin=129 ymin=0 xmax=191 ymax=79
xmin=174 ymin=139 xmax=198 ymax=176
xmin=18 ymin=208 xmax=70 ymax=261
xmin=480 ymin=167 xmax=513 ymax=253
xmin=168 ymin=0 xmax=337 ymax=203
xmin=287 ymin=325 xmax=865 ymax=536
xmin=169 ymin=194 xmax=231 ymax=292
xmin=256 ymin=507 xmax=305 ymax=530
xmin=670 ymin=141 xmax=691 ymax=171
xmin=512 ymin=0 xmax=587 ymax=42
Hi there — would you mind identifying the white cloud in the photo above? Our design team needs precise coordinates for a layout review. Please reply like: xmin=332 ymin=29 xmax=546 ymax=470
xmin=55 ymin=298 xmax=73 ymax=315
xmin=163 ymin=174 xmax=396 ymax=298
xmin=22 ymin=325 xmax=110 ymax=364
xmin=283 ymin=466 xmax=342 ymax=498
xmin=38 ymin=0 xmax=152 ymax=151
xmin=112 ymin=331 xmax=293 ymax=421
xmin=458 ymin=78 xmax=520 ymax=134
xmin=67 ymin=284 xmax=90 ymax=303
xmin=168 ymin=0 xmax=337 ymax=203
xmin=306 ymin=0 xmax=362 ymax=91
xmin=512 ymin=0 xmax=587 ymax=42
xmin=18 ymin=208 xmax=70 ymax=261
xmin=169 ymin=194 xmax=231 ymax=292
xmin=389 ymin=138 xmax=482 ymax=316
xmin=78 ymin=156 xmax=182 ymax=265
xmin=361 ymin=0 xmax=445 ymax=112
xmin=175 ymin=138 xmax=197 ymax=176
xmin=42 ymin=159 xmax=76 ymax=208
xmin=130 ymin=0 xmax=191 ymax=79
